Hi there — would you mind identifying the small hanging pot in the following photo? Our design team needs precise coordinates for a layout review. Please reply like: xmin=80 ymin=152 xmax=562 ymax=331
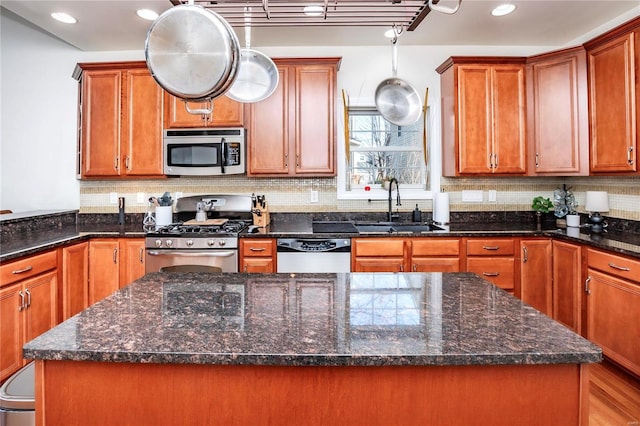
xmin=375 ymin=32 xmax=421 ymax=126
xmin=145 ymin=3 xmax=240 ymax=112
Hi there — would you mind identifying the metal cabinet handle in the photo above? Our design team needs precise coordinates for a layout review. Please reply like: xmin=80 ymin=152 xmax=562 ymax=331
xmin=585 ymin=276 xmax=591 ymax=295
xmin=114 ymin=156 xmax=119 ymax=171
xmin=535 ymin=153 xmax=540 ymax=168
xmin=125 ymin=156 xmax=131 ymax=170
xmin=482 ymin=272 xmax=500 ymax=277
xmin=249 ymin=248 xmax=266 ymax=252
xmin=18 ymin=291 xmax=25 ymax=312
xmin=12 ymin=266 xmax=33 ymax=274
xmin=243 ymin=265 xmax=248 ymax=273
xmin=139 ymin=248 xmax=144 ymax=264
xmin=284 ymin=153 xmax=288 ymax=168
xmin=628 ymin=146 xmax=634 ymax=165
xmin=482 ymin=246 xmax=500 ymax=251
xmin=494 ymin=154 xmax=498 ymax=168
xmin=113 ymin=248 xmax=118 ymax=263
xmin=400 ymin=265 xmax=404 ymax=272
xmin=296 ymin=154 xmax=300 ymax=168
xmin=413 ymin=264 xmax=417 ymax=272
xmin=522 ymin=246 xmax=528 ymax=263
xmin=608 ymin=262 xmax=630 ymax=272
xmin=25 ymin=288 xmax=31 ymax=308
xmin=488 ymin=153 xmax=493 ymax=169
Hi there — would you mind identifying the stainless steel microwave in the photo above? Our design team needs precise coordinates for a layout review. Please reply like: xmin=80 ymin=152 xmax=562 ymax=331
xmin=163 ymin=128 xmax=246 ymax=176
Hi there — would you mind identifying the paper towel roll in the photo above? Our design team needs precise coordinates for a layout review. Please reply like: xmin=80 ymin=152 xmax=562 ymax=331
xmin=433 ymin=192 xmax=450 ymax=224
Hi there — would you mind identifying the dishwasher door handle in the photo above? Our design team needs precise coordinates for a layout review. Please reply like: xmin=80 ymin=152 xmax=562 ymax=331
xmin=147 ymin=250 xmax=236 ymax=258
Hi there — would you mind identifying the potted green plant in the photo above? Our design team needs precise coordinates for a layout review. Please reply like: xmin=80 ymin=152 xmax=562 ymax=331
xmin=532 ymin=196 xmax=554 ymax=226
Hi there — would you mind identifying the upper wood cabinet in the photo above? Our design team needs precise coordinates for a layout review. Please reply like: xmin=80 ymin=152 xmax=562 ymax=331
xmin=248 ymin=57 xmax=340 ymax=177
xmin=526 ymin=47 xmax=589 ymax=176
xmin=164 ymin=94 xmax=244 ymax=128
xmin=584 ymin=17 xmax=640 ymax=174
xmin=438 ymin=57 xmax=527 ymax=176
xmin=74 ymin=61 xmax=164 ymax=178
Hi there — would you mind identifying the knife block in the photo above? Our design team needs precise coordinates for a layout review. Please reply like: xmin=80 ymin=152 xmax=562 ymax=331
xmin=252 ymin=202 xmax=270 ymax=228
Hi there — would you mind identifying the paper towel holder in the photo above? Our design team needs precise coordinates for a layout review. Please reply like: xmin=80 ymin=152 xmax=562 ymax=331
xmin=433 ymin=192 xmax=450 ymax=225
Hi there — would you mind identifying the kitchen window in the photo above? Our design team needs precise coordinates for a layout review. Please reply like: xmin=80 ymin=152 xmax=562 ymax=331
xmin=341 ymin=106 xmax=432 ymax=199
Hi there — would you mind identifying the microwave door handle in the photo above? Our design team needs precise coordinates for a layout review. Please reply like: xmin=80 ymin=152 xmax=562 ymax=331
xmin=220 ymin=138 xmax=227 ymax=174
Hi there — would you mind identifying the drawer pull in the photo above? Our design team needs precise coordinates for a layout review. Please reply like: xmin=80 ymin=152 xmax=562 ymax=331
xmin=12 ymin=266 xmax=33 ymax=274
xmin=482 ymin=246 xmax=500 ymax=251
xmin=608 ymin=262 xmax=630 ymax=272
xmin=249 ymin=248 xmax=266 ymax=252
xmin=482 ymin=272 xmax=500 ymax=277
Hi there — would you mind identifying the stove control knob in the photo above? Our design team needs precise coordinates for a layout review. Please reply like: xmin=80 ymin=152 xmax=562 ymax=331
xmin=155 ymin=240 xmax=162 ymax=248
xmin=186 ymin=239 xmax=194 ymax=247
xmin=218 ymin=239 xmax=227 ymax=247
xmin=165 ymin=240 xmax=173 ymax=248
xmin=207 ymin=240 xmax=216 ymax=247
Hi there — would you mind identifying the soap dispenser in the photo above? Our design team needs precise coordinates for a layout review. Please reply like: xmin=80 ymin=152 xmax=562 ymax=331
xmin=412 ymin=204 xmax=422 ymax=222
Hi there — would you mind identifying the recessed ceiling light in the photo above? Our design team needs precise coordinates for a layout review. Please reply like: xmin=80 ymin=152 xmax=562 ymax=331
xmin=51 ymin=12 xmax=77 ymax=24
xmin=136 ymin=9 xmax=159 ymax=21
xmin=303 ymin=5 xmax=324 ymax=17
xmin=491 ymin=4 xmax=516 ymax=17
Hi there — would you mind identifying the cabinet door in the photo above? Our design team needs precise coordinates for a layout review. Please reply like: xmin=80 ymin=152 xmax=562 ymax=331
xmin=587 ymin=32 xmax=638 ymax=173
xmin=89 ymin=240 xmax=120 ymax=305
xmin=586 ymin=269 xmax=640 ymax=376
xmin=520 ymin=240 xmax=552 ymax=315
xmin=241 ymin=258 xmax=275 ymax=273
xmin=457 ymin=65 xmax=492 ymax=174
xmin=61 ymin=242 xmax=89 ymax=321
xmin=552 ymin=241 xmax=582 ymax=333
xmin=120 ymin=239 xmax=145 ymax=287
xmin=412 ymin=258 xmax=460 ymax=272
xmin=122 ymin=69 xmax=163 ymax=176
xmin=353 ymin=257 xmax=405 ymax=272
xmin=491 ymin=65 xmax=527 ymax=174
xmin=22 ymin=271 xmax=58 ymax=343
xmin=248 ymin=67 xmax=290 ymax=175
xmin=0 ymin=283 xmax=23 ymax=382
xmin=164 ymin=94 xmax=244 ymax=128
xmin=527 ymin=48 xmax=588 ymax=175
xmin=295 ymin=65 xmax=335 ymax=175
xmin=81 ymin=70 xmax=121 ymax=177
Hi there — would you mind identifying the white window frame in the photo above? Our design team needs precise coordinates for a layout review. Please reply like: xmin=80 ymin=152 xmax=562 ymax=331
xmin=337 ymin=99 xmax=441 ymax=201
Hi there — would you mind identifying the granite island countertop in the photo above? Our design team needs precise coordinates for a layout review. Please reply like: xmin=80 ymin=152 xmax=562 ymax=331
xmin=24 ymin=272 xmax=602 ymax=367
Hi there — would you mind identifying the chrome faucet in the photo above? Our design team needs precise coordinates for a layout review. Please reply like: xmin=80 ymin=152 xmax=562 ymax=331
xmin=387 ymin=178 xmax=401 ymax=222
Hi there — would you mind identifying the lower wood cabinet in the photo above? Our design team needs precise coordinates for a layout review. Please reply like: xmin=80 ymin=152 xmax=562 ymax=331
xmin=0 ymin=250 xmax=58 ymax=382
xmin=410 ymin=239 xmax=461 ymax=272
xmin=240 ymin=239 xmax=276 ymax=273
xmin=586 ymin=248 xmax=640 ymax=376
xmin=60 ymin=242 xmax=89 ymax=321
xmin=551 ymin=240 xmax=583 ymax=333
xmin=351 ymin=238 xmax=408 ymax=272
xmin=89 ymin=238 xmax=145 ymax=305
xmin=520 ymin=239 xmax=552 ymax=315
xmin=465 ymin=238 xmax=517 ymax=292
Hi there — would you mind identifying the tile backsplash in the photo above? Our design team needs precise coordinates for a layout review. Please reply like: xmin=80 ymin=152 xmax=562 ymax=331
xmin=80 ymin=175 xmax=639 ymax=221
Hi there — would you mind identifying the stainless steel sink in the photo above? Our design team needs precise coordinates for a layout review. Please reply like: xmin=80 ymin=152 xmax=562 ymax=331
xmin=355 ymin=222 xmax=444 ymax=235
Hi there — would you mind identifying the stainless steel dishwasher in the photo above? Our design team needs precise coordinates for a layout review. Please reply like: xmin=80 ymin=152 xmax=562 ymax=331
xmin=276 ymin=238 xmax=351 ymax=273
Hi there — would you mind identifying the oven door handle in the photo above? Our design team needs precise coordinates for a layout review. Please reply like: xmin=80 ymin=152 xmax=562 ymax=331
xmin=147 ymin=250 xmax=236 ymax=258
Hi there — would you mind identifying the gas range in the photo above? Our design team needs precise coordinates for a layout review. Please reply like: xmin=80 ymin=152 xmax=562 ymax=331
xmin=146 ymin=220 xmax=251 ymax=250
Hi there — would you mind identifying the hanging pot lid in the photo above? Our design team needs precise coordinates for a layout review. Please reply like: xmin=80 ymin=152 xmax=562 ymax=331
xmin=145 ymin=4 xmax=240 ymax=101
xmin=375 ymin=32 xmax=421 ymax=126
xmin=226 ymin=8 xmax=279 ymax=103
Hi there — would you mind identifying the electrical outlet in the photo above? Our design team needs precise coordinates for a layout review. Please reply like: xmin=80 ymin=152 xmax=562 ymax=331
xmin=137 ymin=192 xmax=145 ymax=204
xmin=310 ymin=190 xmax=319 ymax=203
xmin=109 ymin=192 xmax=118 ymax=204
xmin=488 ymin=190 xmax=497 ymax=202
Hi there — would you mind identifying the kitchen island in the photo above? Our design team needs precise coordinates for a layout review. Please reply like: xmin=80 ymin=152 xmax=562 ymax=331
xmin=24 ymin=272 xmax=601 ymax=426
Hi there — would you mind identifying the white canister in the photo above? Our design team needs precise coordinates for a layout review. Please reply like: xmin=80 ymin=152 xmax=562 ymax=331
xmin=155 ymin=206 xmax=173 ymax=228
xmin=566 ymin=214 xmax=580 ymax=228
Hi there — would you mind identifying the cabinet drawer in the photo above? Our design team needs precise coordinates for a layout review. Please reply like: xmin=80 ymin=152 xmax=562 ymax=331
xmin=411 ymin=239 xmax=460 ymax=256
xmin=353 ymin=239 xmax=406 ymax=257
xmin=1 ymin=250 xmax=57 ymax=287
xmin=466 ymin=239 xmax=515 ymax=256
xmin=466 ymin=257 xmax=515 ymax=290
xmin=588 ymin=249 xmax=640 ymax=283
xmin=241 ymin=239 xmax=275 ymax=257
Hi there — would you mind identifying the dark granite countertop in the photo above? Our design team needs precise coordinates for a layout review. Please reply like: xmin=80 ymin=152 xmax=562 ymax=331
xmin=23 ymin=272 xmax=601 ymax=367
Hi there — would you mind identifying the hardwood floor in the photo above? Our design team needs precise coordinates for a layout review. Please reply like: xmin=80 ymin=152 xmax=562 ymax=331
xmin=590 ymin=360 xmax=640 ymax=426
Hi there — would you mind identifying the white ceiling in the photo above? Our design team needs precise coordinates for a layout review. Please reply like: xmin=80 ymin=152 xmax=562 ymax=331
xmin=2 ymin=0 xmax=639 ymax=51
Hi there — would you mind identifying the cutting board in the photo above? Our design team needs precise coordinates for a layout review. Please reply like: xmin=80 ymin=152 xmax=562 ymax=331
xmin=183 ymin=218 xmax=228 ymax=226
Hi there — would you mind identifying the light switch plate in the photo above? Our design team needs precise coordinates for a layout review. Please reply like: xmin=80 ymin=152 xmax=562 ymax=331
xmin=310 ymin=190 xmax=319 ymax=203
xmin=461 ymin=190 xmax=483 ymax=202
xmin=109 ymin=192 xmax=118 ymax=204
xmin=488 ymin=190 xmax=497 ymax=202
xmin=137 ymin=192 xmax=145 ymax=204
